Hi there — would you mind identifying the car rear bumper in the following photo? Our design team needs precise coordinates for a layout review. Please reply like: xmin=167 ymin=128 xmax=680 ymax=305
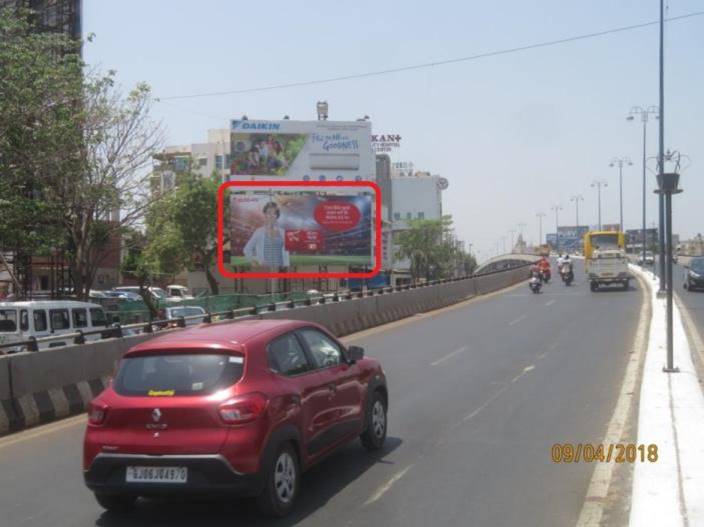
xmin=84 ymin=453 xmax=263 ymax=497
xmin=589 ymin=272 xmax=631 ymax=283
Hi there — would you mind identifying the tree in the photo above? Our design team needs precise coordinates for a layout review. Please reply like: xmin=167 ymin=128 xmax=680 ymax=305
xmin=395 ymin=216 xmax=473 ymax=281
xmin=0 ymin=7 xmax=82 ymax=257
xmin=144 ymin=169 xmax=229 ymax=295
xmin=0 ymin=8 xmax=165 ymax=299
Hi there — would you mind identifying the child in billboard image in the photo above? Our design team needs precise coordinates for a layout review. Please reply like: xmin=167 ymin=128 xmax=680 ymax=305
xmin=243 ymin=201 xmax=290 ymax=268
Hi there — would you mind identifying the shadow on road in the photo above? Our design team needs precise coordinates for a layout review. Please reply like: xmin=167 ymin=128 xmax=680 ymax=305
xmin=94 ymin=436 xmax=402 ymax=527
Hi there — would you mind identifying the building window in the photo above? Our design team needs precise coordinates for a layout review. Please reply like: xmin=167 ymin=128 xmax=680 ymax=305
xmin=215 ymin=155 xmax=223 ymax=169
xmin=418 ymin=212 xmax=425 ymax=219
xmin=394 ymin=212 xmax=401 ymax=221
xmin=406 ymin=212 xmax=412 ymax=220
xmin=172 ymin=157 xmax=188 ymax=171
xmin=198 ymin=158 xmax=207 ymax=167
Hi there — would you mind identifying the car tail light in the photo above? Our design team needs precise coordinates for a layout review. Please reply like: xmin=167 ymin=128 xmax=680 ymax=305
xmin=218 ymin=393 xmax=268 ymax=425
xmin=88 ymin=401 xmax=109 ymax=425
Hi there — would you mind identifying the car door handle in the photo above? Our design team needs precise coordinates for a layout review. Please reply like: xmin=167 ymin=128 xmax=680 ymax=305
xmin=327 ymin=384 xmax=337 ymax=394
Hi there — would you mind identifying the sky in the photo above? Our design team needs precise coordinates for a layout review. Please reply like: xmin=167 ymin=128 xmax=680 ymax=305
xmin=83 ymin=0 xmax=704 ymax=261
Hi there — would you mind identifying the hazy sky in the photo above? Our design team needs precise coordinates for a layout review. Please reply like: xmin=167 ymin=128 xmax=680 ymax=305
xmin=84 ymin=0 xmax=704 ymax=260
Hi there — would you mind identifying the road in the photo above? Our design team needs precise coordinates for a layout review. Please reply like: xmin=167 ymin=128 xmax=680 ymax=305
xmin=0 ymin=260 xmax=644 ymax=527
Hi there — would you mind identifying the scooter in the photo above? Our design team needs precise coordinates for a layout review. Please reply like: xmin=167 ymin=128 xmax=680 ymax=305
xmin=561 ymin=264 xmax=574 ymax=286
xmin=529 ymin=272 xmax=542 ymax=293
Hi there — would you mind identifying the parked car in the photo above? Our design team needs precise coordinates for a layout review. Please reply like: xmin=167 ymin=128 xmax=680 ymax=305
xmin=683 ymin=257 xmax=704 ymax=291
xmin=163 ymin=305 xmax=207 ymax=327
xmin=113 ymin=286 xmax=168 ymax=302
xmin=0 ymin=300 xmax=108 ymax=353
xmin=637 ymin=251 xmax=655 ymax=266
xmin=83 ymin=319 xmax=388 ymax=517
xmin=165 ymin=285 xmax=194 ymax=301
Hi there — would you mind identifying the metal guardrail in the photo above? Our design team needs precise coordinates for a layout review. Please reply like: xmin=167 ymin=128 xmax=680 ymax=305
xmin=0 ymin=262 xmax=534 ymax=354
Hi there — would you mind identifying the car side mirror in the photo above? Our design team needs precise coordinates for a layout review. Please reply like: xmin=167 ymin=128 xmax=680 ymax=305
xmin=347 ymin=345 xmax=365 ymax=363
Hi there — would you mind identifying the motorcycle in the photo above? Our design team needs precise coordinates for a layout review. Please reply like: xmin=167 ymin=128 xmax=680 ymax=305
xmin=529 ymin=272 xmax=542 ymax=294
xmin=560 ymin=263 xmax=574 ymax=286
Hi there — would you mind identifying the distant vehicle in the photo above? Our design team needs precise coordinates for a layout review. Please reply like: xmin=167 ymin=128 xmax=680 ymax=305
xmin=584 ymin=231 xmax=631 ymax=291
xmin=0 ymin=300 xmax=108 ymax=353
xmin=683 ymin=257 xmax=704 ymax=291
xmin=529 ymin=271 xmax=542 ymax=293
xmin=83 ymin=319 xmax=388 ymax=517
xmin=637 ymin=251 xmax=655 ymax=266
xmin=113 ymin=286 xmax=168 ymax=302
xmin=164 ymin=305 xmax=207 ymax=326
xmin=165 ymin=285 xmax=194 ymax=301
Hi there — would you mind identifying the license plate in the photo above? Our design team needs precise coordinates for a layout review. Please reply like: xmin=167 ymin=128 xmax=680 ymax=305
xmin=126 ymin=466 xmax=188 ymax=484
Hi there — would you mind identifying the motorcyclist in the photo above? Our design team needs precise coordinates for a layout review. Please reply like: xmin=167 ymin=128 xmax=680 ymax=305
xmin=537 ymin=256 xmax=551 ymax=282
xmin=556 ymin=253 xmax=564 ymax=271
xmin=560 ymin=254 xmax=574 ymax=280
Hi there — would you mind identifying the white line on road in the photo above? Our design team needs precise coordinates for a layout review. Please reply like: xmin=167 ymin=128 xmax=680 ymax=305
xmin=523 ymin=365 xmax=535 ymax=373
xmin=508 ymin=314 xmax=527 ymax=326
xmin=430 ymin=346 xmax=468 ymax=366
xmin=364 ymin=465 xmax=413 ymax=506
xmin=545 ymin=299 xmax=556 ymax=306
xmin=537 ymin=351 xmax=548 ymax=360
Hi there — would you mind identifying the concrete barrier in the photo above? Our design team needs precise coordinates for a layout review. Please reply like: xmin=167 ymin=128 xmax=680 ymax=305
xmin=0 ymin=265 xmax=529 ymax=436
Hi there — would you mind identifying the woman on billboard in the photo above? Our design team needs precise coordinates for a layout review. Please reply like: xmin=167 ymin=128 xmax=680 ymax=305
xmin=243 ymin=201 xmax=290 ymax=268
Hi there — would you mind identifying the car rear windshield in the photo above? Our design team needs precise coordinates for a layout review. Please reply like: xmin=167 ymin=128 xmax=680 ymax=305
xmin=113 ymin=353 xmax=244 ymax=396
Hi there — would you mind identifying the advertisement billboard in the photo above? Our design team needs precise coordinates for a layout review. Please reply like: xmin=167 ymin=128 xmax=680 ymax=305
xmin=547 ymin=226 xmax=589 ymax=251
xmin=218 ymin=181 xmax=381 ymax=279
xmin=229 ymin=120 xmax=374 ymax=181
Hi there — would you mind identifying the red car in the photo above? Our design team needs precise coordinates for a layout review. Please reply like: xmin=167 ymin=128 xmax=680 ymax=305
xmin=83 ymin=319 xmax=388 ymax=517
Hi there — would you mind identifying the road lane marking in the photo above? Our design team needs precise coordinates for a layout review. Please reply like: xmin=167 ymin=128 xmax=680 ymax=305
xmin=430 ymin=346 xmax=468 ymax=366
xmin=545 ymin=299 xmax=556 ymax=306
xmin=508 ymin=314 xmax=527 ymax=326
xmin=340 ymin=279 xmax=528 ymax=343
xmin=461 ymin=385 xmax=510 ymax=422
xmin=575 ymin=272 xmax=650 ymax=527
xmin=523 ymin=365 xmax=535 ymax=373
xmin=537 ymin=352 xmax=549 ymax=360
xmin=0 ymin=414 xmax=86 ymax=451
xmin=364 ymin=465 xmax=413 ymax=506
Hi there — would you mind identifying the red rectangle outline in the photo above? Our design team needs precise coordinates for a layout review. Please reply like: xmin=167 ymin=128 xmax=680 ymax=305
xmin=217 ymin=180 xmax=382 ymax=279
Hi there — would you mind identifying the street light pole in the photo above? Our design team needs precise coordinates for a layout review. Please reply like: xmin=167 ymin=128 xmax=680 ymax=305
xmin=536 ymin=212 xmax=546 ymax=245
xmin=508 ymin=230 xmax=516 ymax=253
xmin=551 ymin=205 xmax=562 ymax=252
xmin=657 ymin=0 xmax=666 ymax=293
xmin=570 ymin=195 xmax=584 ymax=227
xmin=609 ymin=157 xmax=632 ymax=232
xmin=591 ymin=180 xmax=608 ymax=230
xmin=627 ymin=106 xmax=658 ymax=267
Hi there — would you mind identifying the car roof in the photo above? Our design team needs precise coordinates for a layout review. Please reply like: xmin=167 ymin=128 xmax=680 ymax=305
xmin=125 ymin=318 xmax=320 ymax=356
xmin=0 ymin=300 xmax=103 ymax=309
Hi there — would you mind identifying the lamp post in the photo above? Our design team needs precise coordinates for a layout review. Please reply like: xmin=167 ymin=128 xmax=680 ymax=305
xmin=609 ymin=157 xmax=633 ymax=232
xmin=551 ymin=205 xmax=562 ymax=251
xmin=657 ymin=0 xmax=666 ymax=292
xmin=656 ymin=150 xmax=685 ymax=373
xmin=536 ymin=212 xmax=546 ymax=245
xmin=627 ymin=106 xmax=659 ymax=268
xmin=570 ymin=195 xmax=584 ymax=227
xmin=508 ymin=230 xmax=516 ymax=253
xmin=591 ymin=180 xmax=608 ymax=230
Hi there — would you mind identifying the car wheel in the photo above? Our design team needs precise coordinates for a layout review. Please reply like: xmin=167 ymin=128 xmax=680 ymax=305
xmin=94 ymin=493 xmax=137 ymax=513
xmin=360 ymin=391 xmax=387 ymax=451
xmin=623 ymin=280 xmax=629 ymax=291
xmin=256 ymin=442 xmax=299 ymax=517
xmin=590 ymin=281 xmax=598 ymax=292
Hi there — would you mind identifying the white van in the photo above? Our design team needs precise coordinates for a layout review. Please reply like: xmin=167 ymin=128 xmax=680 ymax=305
xmin=0 ymin=300 xmax=109 ymax=353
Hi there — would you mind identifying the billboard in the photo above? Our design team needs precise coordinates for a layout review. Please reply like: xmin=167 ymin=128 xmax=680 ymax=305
xmin=218 ymin=181 xmax=381 ymax=278
xmin=547 ymin=226 xmax=589 ymax=251
xmin=229 ymin=120 xmax=374 ymax=181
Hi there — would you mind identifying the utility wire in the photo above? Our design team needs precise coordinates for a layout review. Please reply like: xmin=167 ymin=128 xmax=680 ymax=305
xmin=158 ymin=11 xmax=704 ymax=101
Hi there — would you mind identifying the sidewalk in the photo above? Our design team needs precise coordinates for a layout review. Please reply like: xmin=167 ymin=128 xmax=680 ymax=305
xmin=629 ymin=265 xmax=704 ymax=526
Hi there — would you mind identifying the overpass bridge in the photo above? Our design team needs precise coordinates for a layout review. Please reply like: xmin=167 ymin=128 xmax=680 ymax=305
xmin=474 ymin=253 xmax=539 ymax=274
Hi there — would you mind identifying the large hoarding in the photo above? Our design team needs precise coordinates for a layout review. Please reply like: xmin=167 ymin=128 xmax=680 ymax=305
xmin=547 ymin=226 xmax=589 ymax=251
xmin=229 ymin=120 xmax=374 ymax=181
xmin=218 ymin=181 xmax=382 ymax=279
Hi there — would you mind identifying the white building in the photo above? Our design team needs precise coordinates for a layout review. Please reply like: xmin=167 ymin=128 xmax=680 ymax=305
xmin=155 ymin=129 xmax=231 ymax=193
xmin=388 ymin=163 xmax=448 ymax=283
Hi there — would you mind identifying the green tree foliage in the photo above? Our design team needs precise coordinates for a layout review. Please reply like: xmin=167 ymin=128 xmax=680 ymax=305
xmin=145 ymin=168 xmax=227 ymax=295
xmin=0 ymin=8 xmax=165 ymax=299
xmin=395 ymin=216 xmax=475 ymax=280
xmin=0 ymin=7 xmax=82 ymax=255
